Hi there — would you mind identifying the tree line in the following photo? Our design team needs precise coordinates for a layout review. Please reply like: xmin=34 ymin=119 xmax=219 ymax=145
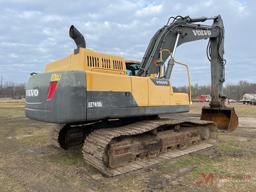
xmin=0 ymin=82 xmax=25 ymax=99
xmin=0 ymin=80 xmax=255 ymax=101
xmin=173 ymin=81 xmax=256 ymax=101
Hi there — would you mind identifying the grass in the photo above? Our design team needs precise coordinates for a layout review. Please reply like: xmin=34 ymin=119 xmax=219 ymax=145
xmin=1 ymin=100 xmax=256 ymax=192
xmin=159 ymin=154 xmax=227 ymax=179
xmin=19 ymin=134 xmax=49 ymax=146
xmin=49 ymin=152 xmax=85 ymax=166
xmin=190 ymin=102 xmax=256 ymax=117
xmin=230 ymin=103 xmax=256 ymax=117
xmin=0 ymin=107 xmax=24 ymax=118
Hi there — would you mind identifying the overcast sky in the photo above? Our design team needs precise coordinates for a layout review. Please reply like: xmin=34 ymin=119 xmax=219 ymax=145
xmin=0 ymin=0 xmax=255 ymax=86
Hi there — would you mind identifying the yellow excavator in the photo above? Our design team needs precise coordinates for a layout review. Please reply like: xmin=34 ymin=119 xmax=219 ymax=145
xmin=25 ymin=15 xmax=238 ymax=176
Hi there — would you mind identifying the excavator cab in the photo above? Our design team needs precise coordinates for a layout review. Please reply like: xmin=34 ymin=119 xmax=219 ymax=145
xmin=125 ymin=61 xmax=141 ymax=76
xmin=201 ymin=106 xmax=238 ymax=131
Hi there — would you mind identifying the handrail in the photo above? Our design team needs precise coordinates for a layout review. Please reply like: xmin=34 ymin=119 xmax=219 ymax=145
xmin=159 ymin=49 xmax=192 ymax=104
xmin=172 ymin=59 xmax=192 ymax=104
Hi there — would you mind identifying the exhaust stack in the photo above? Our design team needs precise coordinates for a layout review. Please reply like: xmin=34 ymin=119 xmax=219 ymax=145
xmin=69 ymin=25 xmax=86 ymax=53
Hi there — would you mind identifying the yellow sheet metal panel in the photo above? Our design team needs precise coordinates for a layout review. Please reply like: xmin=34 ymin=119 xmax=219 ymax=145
xmin=148 ymin=79 xmax=170 ymax=106
xmin=172 ymin=93 xmax=189 ymax=105
xmin=86 ymin=71 xmax=131 ymax=92
xmin=45 ymin=48 xmax=126 ymax=75
xmin=44 ymin=47 xmax=189 ymax=108
xmin=45 ymin=55 xmax=71 ymax=72
xmin=45 ymin=52 xmax=85 ymax=72
xmin=169 ymin=93 xmax=176 ymax=105
xmin=70 ymin=51 xmax=86 ymax=71
xmin=84 ymin=49 xmax=126 ymax=75
xmin=131 ymin=77 xmax=149 ymax=106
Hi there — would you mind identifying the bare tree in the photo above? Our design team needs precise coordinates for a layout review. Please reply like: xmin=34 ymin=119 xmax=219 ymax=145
xmin=174 ymin=81 xmax=256 ymax=101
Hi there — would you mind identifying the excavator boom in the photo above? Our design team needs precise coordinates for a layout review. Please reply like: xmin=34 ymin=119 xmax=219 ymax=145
xmin=137 ymin=15 xmax=238 ymax=131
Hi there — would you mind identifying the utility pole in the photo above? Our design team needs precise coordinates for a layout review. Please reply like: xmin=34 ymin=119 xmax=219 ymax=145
xmin=0 ymin=75 xmax=2 ymax=98
xmin=0 ymin=75 xmax=3 ymax=89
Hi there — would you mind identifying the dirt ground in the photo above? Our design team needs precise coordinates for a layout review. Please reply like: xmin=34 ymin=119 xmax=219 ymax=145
xmin=1 ymin=101 xmax=256 ymax=192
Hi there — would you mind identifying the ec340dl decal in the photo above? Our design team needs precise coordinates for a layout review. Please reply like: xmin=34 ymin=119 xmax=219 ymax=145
xmin=88 ymin=101 xmax=103 ymax=108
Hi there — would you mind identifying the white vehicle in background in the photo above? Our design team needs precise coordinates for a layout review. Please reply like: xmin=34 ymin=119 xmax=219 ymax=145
xmin=241 ymin=93 xmax=256 ymax=105
xmin=227 ymin=99 xmax=236 ymax=103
